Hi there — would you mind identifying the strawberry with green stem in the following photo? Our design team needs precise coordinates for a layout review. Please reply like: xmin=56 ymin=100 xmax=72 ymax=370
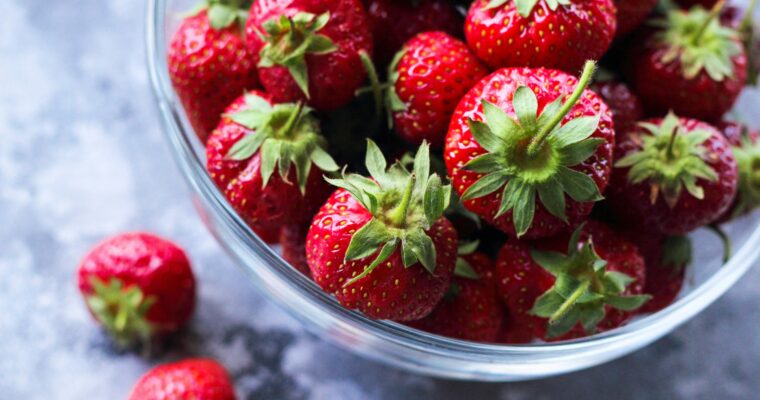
xmin=306 ymin=141 xmax=457 ymax=321
xmin=444 ymin=61 xmax=614 ymax=238
xmin=246 ymin=0 xmax=373 ymax=111
xmin=716 ymin=120 xmax=760 ymax=221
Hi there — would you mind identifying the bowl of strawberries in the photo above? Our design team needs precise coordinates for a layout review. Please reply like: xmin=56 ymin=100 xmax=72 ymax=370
xmin=147 ymin=0 xmax=760 ymax=381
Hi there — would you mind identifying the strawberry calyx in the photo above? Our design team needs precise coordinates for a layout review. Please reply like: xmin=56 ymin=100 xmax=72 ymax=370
xmin=654 ymin=1 xmax=742 ymax=81
xmin=86 ymin=277 xmax=156 ymax=348
xmin=256 ymin=12 xmax=338 ymax=97
xmin=730 ymin=129 xmax=760 ymax=217
xmin=325 ymin=140 xmax=452 ymax=287
xmin=461 ymin=60 xmax=604 ymax=237
xmin=529 ymin=224 xmax=651 ymax=338
xmin=225 ymin=93 xmax=339 ymax=193
xmin=484 ymin=0 xmax=571 ymax=18
xmin=189 ymin=0 xmax=252 ymax=30
xmin=615 ymin=112 xmax=719 ymax=208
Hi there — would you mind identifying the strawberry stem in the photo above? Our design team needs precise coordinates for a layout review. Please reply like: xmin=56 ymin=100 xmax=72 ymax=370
xmin=549 ymin=280 xmax=590 ymax=324
xmin=527 ymin=60 xmax=596 ymax=158
xmin=740 ymin=0 xmax=758 ymax=36
xmin=359 ymin=51 xmax=384 ymax=117
xmin=388 ymin=175 xmax=416 ymax=227
xmin=708 ymin=224 xmax=732 ymax=264
xmin=666 ymin=125 xmax=679 ymax=160
xmin=277 ymin=102 xmax=304 ymax=138
xmin=692 ymin=0 xmax=727 ymax=45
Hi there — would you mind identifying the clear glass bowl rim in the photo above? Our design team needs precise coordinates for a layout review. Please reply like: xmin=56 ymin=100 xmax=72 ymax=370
xmin=145 ymin=0 xmax=760 ymax=381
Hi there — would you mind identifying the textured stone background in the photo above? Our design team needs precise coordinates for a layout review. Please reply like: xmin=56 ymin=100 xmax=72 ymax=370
xmin=1 ymin=1 xmax=759 ymax=399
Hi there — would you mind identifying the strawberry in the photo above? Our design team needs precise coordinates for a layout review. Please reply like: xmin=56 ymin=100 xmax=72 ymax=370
xmin=497 ymin=313 xmax=534 ymax=344
xmin=607 ymin=113 xmax=738 ymax=234
xmin=495 ymin=221 xmax=649 ymax=341
xmin=590 ymin=78 xmax=644 ymax=140
xmin=444 ymin=62 xmax=614 ymax=239
xmin=406 ymin=242 xmax=504 ymax=342
xmin=365 ymin=0 xmax=463 ymax=66
xmin=77 ymin=233 xmax=196 ymax=348
xmin=306 ymin=141 xmax=457 ymax=321
xmin=206 ymin=91 xmax=338 ymax=235
xmin=716 ymin=120 xmax=760 ymax=221
xmin=168 ymin=2 xmax=260 ymax=142
xmin=253 ymin=224 xmax=280 ymax=244
xmin=464 ymin=0 xmax=616 ymax=72
xmin=245 ymin=0 xmax=373 ymax=111
xmin=388 ymin=31 xmax=488 ymax=147
xmin=614 ymin=0 xmax=658 ymax=38
xmin=279 ymin=224 xmax=311 ymax=276
xmin=128 ymin=358 xmax=236 ymax=400
xmin=626 ymin=1 xmax=747 ymax=121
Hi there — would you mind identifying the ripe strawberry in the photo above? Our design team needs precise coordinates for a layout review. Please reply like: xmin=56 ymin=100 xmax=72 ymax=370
xmin=365 ymin=0 xmax=463 ymax=66
xmin=77 ymin=233 xmax=195 ymax=348
xmin=607 ymin=113 xmax=738 ymax=234
xmin=614 ymin=0 xmax=658 ymax=38
xmin=406 ymin=243 xmax=504 ymax=342
xmin=279 ymin=224 xmax=310 ymax=276
xmin=590 ymin=78 xmax=644 ymax=139
xmin=626 ymin=2 xmax=747 ymax=121
xmin=716 ymin=120 xmax=760 ymax=221
xmin=206 ymin=91 xmax=338 ymax=235
xmin=388 ymin=31 xmax=488 ymax=147
xmin=495 ymin=221 xmax=649 ymax=341
xmin=444 ymin=62 xmax=615 ymax=239
xmin=168 ymin=2 xmax=259 ymax=141
xmin=464 ymin=0 xmax=616 ymax=72
xmin=128 ymin=358 xmax=236 ymax=400
xmin=306 ymin=141 xmax=457 ymax=321
xmin=245 ymin=0 xmax=372 ymax=111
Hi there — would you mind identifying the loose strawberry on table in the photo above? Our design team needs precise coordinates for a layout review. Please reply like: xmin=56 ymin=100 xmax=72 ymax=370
xmin=464 ymin=0 xmax=616 ymax=72
xmin=77 ymin=233 xmax=196 ymax=349
xmin=445 ymin=61 xmax=614 ymax=239
xmin=495 ymin=221 xmax=649 ymax=341
xmin=716 ymin=120 xmax=760 ymax=221
xmin=128 ymin=358 xmax=236 ymax=400
xmin=168 ymin=1 xmax=259 ymax=142
xmin=206 ymin=91 xmax=338 ymax=236
xmin=388 ymin=31 xmax=488 ymax=147
xmin=245 ymin=0 xmax=372 ymax=111
xmin=626 ymin=1 xmax=747 ymax=121
xmin=614 ymin=0 xmax=658 ymax=39
xmin=607 ymin=113 xmax=738 ymax=235
xmin=306 ymin=141 xmax=457 ymax=321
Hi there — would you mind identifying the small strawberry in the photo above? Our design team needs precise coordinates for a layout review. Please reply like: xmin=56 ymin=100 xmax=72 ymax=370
xmin=626 ymin=1 xmax=747 ymax=120
xmin=128 ymin=358 xmax=236 ymax=400
xmin=614 ymin=0 xmax=658 ymax=38
xmin=206 ymin=91 xmax=339 ymax=234
xmin=590 ymin=78 xmax=644 ymax=139
xmin=495 ymin=221 xmax=649 ymax=341
xmin=464 ymin=0 xmax=616 ymax=72
xmin=365 ymin=0 xmax=464 ymax=66
xmin=279 ymin=224 xmax=311 ymax=276
xmin=444 ymin=62 xmax=614 ymax=238
xmin=406 ymin=242 xmax=504 ymax=342
xmin=716 ymin=120 xmax=760 ymax=221
xmin=306 ymin=141 xmax=457 ymax=321
xmin=168 ymin=1 xmax=259 ymax=141
xmin=607 ymin=113 xmax=738 ymax=234
xmin=77 ymin=233 xmax=196 ymax=348
xmin=245 ymin=0 xmax=372 ymax=111
xmin=388 ymin=31 xmax=488 ymax=147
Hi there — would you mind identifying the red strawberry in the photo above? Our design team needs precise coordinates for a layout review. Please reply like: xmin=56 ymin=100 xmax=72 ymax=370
xmin=614 ymin=0 xmax=658 ymax=38
xmin=388 ymin=31 xmax=488 ymax=147
xmin=607 ymin=113 xmax=738 ymax=234
xmin=245 ymin=0 xmax=372 ymax=111
xmin=626 ymin=2 xmax=747 ymax=121
xmin=168 ymin=3 xmax=260 ymax=141
xmin=716 ymin=120 xmax=760 ymax=221
xmin=77 ymin=233 xmax=195 ymax=348
xmin=254 ymin=224 xmax=280 ymax=244
xmin=128 ymin=358 xmax=236 ymax=400
xmin=306 ymin=141 xmax=457 ymax=321
xmin=464 ymin=0 xmax=616 ymax=72
xmin=495 ymin=221 xmax=649 ymax=341
xmin=444 ymin=62 xmax=615 ymax=239
xmin=279 ymin=224 xmax=311 ymax=276
xmin=590 ymin=78 xmax=644 ymax=139
xmin=206 ymin=91 xmax=338 ymax=235
xmin=406 ymin=243 xmax=504 ymax=342
xmin=364 ymin=0 xmax=463 ymax=66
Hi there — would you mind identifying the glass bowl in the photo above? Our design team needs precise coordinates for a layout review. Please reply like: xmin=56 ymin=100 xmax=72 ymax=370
xmin=146 ymin=0 xmax=760 ymax=381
